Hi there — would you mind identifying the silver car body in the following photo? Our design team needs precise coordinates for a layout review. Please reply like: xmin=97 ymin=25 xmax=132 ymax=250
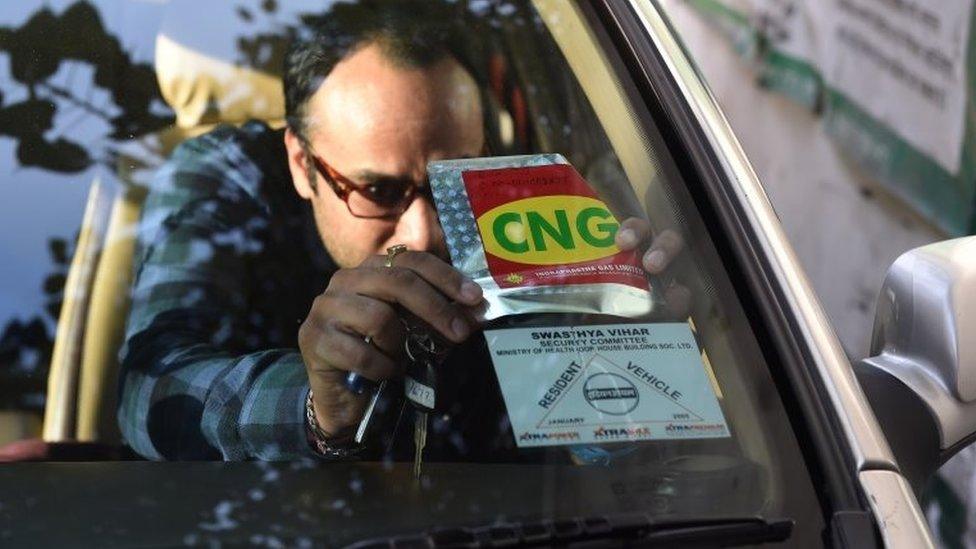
xmin=632 ymin=1 xmax=934 ymax=546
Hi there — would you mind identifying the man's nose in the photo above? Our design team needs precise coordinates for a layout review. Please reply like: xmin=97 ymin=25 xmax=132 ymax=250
xmin=393 ymin=196 xmax=444 ymax=253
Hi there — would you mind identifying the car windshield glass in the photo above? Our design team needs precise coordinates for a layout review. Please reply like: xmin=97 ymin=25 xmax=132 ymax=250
xmin=0 ymin=0 xmax=825 ymax=546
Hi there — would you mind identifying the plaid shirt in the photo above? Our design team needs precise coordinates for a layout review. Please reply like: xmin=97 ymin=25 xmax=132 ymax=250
xmin=118 ymin=121 xmax=337 ymax=460
xmin=118 ymin=121 xmax=559 ymax=463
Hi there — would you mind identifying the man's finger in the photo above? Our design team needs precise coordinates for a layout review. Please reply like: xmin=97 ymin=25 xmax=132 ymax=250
xmin=329 ymin=266 xmax=476 ymax=343
xmin=305 ymin=318 xmax=401 ymax=382
xmin=643 ymin=229 xmax=684 ymax=274
xmin=615 ymin=217 xmax=651 ymax=251
xmin=363 ymin=250 xmax=483 ymax=306
xmin=311 ymin=294 xmax=405 ymax=359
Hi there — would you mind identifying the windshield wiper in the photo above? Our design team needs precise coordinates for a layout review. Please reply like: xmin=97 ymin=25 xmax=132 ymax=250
xmin=345 ymin=514 xmax=794 ymax=548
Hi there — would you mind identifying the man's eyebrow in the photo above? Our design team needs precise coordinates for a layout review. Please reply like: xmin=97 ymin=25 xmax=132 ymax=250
xmin=349 ymin=169 xmax=414 ymax=185
xmin=351 ymin=154 xmax=481 ymax=184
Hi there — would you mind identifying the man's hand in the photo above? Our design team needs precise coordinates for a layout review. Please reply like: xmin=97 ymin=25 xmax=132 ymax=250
xmin=615 ymin=218 xmax=691 ymax=319
xmin=297 ymin=251 xmax=484 ymax=436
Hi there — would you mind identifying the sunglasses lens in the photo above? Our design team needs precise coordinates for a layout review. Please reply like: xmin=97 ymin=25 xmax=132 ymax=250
xmin=348 ymin=181 xmax=415 ymax=218
xmin=365 ymin=182 xmax=411 ymax=207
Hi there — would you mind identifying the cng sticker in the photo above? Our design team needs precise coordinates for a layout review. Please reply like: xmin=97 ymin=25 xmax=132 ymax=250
xmin=476 ymin=195 xmax=620 ymax=265
xmin=460 ymin=162 xmax=649 ymax=291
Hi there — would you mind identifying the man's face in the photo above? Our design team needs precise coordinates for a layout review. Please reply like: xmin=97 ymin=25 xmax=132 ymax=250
xmin=285 ymin=42 xmax=485 ymax=268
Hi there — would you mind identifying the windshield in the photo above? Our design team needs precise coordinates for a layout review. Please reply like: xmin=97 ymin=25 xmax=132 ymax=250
xmin=0 ymin=0 xmax=825 ymax=546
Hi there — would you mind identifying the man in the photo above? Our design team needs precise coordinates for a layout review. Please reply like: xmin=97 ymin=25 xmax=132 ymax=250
xmin=118 ymin=3 xmax=681 ymax=460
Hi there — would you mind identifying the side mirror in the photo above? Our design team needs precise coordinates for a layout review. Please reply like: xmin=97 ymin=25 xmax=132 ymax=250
xmin=855 ymin=236 xmax=976 ymax=496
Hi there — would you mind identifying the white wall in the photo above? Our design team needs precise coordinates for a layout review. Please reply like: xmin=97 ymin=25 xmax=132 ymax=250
xmin=659 ymin=0 xmax=944 ymax=358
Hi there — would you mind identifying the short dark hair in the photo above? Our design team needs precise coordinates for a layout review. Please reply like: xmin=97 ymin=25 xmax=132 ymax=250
xmin=283 ymin=0 xmax=474 ymax=144
xmin=282 ymin=1 xmax=483 ymax=191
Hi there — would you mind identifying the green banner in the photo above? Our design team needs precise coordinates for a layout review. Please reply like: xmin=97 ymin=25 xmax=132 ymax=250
xmin=682 ymin=0 xmax=976 ymax=235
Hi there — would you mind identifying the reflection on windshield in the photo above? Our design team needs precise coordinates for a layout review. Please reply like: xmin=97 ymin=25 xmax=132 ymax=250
xmin=0 ymin=1 xmax=173 ymax=412
xmin=0 ymin=1 xmax=825 ymax=546
xmin=0 ymin=2 xmax=170 ymax=172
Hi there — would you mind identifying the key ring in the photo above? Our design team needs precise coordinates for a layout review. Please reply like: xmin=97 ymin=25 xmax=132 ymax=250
xmin=403 ymin=321 xmax=446 ymax=362
xmin=405 ymin=332 xmax=437 ymax=362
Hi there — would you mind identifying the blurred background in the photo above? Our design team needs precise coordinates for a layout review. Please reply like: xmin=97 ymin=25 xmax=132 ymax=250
xmin=661 ymin=0 xmax=967 ymax=360
xmin=0 ymin=0 xmax=972 ymax=544
xmin=659 ymin=1 xmax=975 ymax=545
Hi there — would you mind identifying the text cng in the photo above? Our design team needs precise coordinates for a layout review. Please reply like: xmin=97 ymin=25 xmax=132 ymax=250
xmin=477 ymin=195 xmax=622 ymax=265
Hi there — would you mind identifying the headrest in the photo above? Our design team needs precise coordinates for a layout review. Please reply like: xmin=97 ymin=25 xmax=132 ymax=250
xmin=155 ymin=0 xmax=324 ymax=129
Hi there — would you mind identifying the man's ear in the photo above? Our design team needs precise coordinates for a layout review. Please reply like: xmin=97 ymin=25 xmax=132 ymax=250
xmin=284 ymin=127 xmax=315 ymax=200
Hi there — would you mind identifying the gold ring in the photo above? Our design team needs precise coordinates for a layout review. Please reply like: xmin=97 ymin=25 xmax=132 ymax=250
xmin=385 ymin=244 xmax=408 ymax=268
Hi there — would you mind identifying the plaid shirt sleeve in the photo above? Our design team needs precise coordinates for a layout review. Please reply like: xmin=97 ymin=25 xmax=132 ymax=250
xmin=117 ymin=126 xmax=315 ymax=461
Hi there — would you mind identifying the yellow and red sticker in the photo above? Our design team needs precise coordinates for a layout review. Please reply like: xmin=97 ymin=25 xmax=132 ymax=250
xmin=462 ymin=163 xmax=649 ymax=292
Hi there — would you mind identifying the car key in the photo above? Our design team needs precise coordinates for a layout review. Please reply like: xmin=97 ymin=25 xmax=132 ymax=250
xmin=413 ymin=409 xmax=428 ymax=480
xmin=406 ymin=357 xmax=438 ymax=479
xmin=402 ymin=321 xmax=447 ymax=480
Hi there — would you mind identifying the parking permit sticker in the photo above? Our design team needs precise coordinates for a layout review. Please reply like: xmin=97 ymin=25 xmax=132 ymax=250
xmin=484 ymin=323 xmax=730 ymax=447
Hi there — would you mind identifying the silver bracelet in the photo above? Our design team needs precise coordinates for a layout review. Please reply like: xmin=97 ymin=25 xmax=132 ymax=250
xmin=305 ymin=389 xmax=362 ymax=459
